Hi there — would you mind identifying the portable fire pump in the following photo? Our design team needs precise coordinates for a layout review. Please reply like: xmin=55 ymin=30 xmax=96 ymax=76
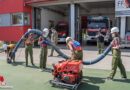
xmin=50 ymin=59 xmax=83 ymax=90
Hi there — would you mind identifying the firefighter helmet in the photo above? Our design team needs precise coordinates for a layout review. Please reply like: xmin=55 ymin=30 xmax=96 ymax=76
xmin=42 ymin=28 xmax=49 ymax=37
xmin=66 ymin=37 xmax=72 ymax=43
xmin=28 ymin=28 xmax=33 ymax=35
xmin=111 ymin=27 xmax=119 ymax=33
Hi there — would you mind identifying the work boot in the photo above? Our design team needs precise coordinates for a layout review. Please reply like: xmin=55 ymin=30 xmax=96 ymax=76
xmin=40 ymin=68 xmax=43 ymax=72
xmin=106 ymin=77 xmax=113 ymax=81
xmin=40 ymin=68 xmax=46 ymax=72
xmin=25 ymin=64 xmax=28 ymax=67
xmin=121 ymin=77 xmax=127 ymax=80
xmin=32 ymin=63 xmax=35 ymax=66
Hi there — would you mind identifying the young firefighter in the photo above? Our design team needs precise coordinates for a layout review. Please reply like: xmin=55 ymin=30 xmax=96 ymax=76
xmin=49 ymin=27 xmax=58 ymax=56
xmin=66 ymin=37 xmax=83 ymax=60
xmin=24 ymin=29 xmax=35 ymax=67
xmin=106 ymin=27 xmax=127 ymax=80
xmin=38 ymin=28 xmax=49 ymax=71
xmin=6 ymin=44 xmax=16 ymax=63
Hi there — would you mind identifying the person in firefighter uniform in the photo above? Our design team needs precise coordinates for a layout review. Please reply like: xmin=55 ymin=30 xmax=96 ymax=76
xmin=106 ymin=27 xmax=127 ymax=80
xmin=66 ymin=37 xmax=83 ymax=60
xmin=38 ymin=28 xmax=49 ymax=71
xmin=24 ymin=29 xmax=35 ymax=67
xmin=49 ymin=28 xmax=58 ymax=56
xmin=96 ymin=29 xmax=105 ymax=54
xmin=6 ymin=44 xmax=16 ymax=63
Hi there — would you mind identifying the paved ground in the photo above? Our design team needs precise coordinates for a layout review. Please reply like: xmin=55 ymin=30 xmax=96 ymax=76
xmin=0 ymin=44 xmax=130 ymax=90
xmin=0 ymin=44 xmax=130 ymax=71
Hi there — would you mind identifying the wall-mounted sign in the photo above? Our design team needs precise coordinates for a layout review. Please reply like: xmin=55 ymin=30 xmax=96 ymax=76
xmin=126 ymin=33 xmax=130 ymax=41
xmin=115 ymin=0 xmax=130 ymax=17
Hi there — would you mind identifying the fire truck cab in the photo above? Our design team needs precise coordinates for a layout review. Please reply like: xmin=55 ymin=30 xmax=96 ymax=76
xmin=56 ymin=22 xmax=69 ymax=43
xmin=85 ymin=16 xmax=111 ymax=43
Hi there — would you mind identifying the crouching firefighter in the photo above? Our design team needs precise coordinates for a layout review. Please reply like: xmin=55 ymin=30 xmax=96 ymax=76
xmin=6 ymin=44 xmax=16 ymax=63
xmin=38 ymin=28 xmax=49 ymax=71
xmin=66 ymin=37 xmax=83 ymax=60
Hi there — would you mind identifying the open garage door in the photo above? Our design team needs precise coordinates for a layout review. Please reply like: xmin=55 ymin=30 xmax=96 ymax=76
xmin=26 ymin=0 xmax=115 ymax=44
xmin=32 ymin=4 xmax=71 ymax=43
xmin=79 ymin=1 xmax=115 ymax=44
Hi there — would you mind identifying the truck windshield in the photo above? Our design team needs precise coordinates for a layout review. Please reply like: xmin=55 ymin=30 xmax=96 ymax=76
xmin=87 ymin=22 xmax=106 ymax=29
xmin=56 ymin=26 xmax=68 ymax=31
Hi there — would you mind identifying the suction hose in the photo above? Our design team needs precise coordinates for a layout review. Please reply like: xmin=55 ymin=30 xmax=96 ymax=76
xmin=10 ymin=29 xmax=112 ymax=65
xmin=83 ymin=43 xmax=112 ymax=65
xmin=9 ymin=29 xmax=70 ymax=63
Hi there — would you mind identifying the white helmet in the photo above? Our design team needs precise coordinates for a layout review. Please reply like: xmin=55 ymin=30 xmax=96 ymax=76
xmin=3 ymin=44 xmax=7 ymax=50
xmin=111 ymin=27 xmax=119 ymax=33
xmin=66 ymin=37 xmax=72 ymax=43
xmin=28 ymin=28 xmax=33 ymax=35
xmin=42 ymin=28 xmax=49 ymax=37
xmin=28 ymin=28 xmax=32 ymax=32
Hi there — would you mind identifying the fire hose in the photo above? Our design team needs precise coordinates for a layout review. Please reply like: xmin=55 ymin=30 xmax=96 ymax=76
xmin=9 ymin=29 xmax=112 ymax=65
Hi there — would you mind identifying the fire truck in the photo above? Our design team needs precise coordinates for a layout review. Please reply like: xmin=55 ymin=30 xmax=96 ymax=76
xmin=56 ymin=22 xmax=69 ymax=43
xmin=85 ymin=16 xmax=111 ymax=43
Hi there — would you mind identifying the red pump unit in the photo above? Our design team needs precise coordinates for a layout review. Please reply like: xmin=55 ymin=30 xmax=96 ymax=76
xmin=50 ymin=59 xmax=83 ymax=90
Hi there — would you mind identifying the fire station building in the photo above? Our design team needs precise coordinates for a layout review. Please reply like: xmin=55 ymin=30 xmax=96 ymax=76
xmin=0 ymin=0 xmax=129 ymax=43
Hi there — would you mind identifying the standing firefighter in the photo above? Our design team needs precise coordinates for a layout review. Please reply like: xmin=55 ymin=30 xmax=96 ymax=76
xmin=106 ymin=27 xmax=127 ymax=80
xmin=66 ymin=37 xmax=83 ymax=60
xmin=49 ymin=28 xmax=58 ymax=56
xmin=96 ymin=29 xmax=105 ymax=54
xmin=38 ymin=28 xmax=49 ymax=71
xmin=24 ymin=29 xmax=35 ymax=67
xmin=6 ymin=44 xmax=16 ymax=63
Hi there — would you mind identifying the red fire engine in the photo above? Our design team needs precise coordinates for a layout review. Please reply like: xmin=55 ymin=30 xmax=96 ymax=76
xmin=55 ymin=21 xmax=69 ymax=42
xmin=82 ymin=16 xmax=111 ymax=43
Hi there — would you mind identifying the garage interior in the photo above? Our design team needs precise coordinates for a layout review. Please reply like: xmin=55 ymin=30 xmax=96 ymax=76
xmin=28 ymin=0 xmax=115 ymax=42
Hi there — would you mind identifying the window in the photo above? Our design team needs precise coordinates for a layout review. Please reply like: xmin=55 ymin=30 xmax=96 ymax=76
xmin=24 ymin=13 xmax=30 ymax=25
xmin=87 ymin=22 xmax=107 ymax=29
xmin=12 ymin=13 xmax=23 ymax=25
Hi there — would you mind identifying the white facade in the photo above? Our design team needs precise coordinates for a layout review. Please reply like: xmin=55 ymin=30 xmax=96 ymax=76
xmin=41 ymin=8 xmax=68 ymax=29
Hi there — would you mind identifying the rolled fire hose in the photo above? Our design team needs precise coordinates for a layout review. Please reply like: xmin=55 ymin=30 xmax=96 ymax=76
xmin=10 ymin=29 xmax=112 ymax=65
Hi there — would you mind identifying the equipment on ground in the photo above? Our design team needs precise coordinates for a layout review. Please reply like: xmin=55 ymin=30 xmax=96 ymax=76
xmin=50 ymin=59 xmax=83 ymax=90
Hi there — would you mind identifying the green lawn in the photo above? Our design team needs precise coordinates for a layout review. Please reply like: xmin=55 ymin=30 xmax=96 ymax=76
xmin=0 ymin=60 xmax=130 ymax=90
